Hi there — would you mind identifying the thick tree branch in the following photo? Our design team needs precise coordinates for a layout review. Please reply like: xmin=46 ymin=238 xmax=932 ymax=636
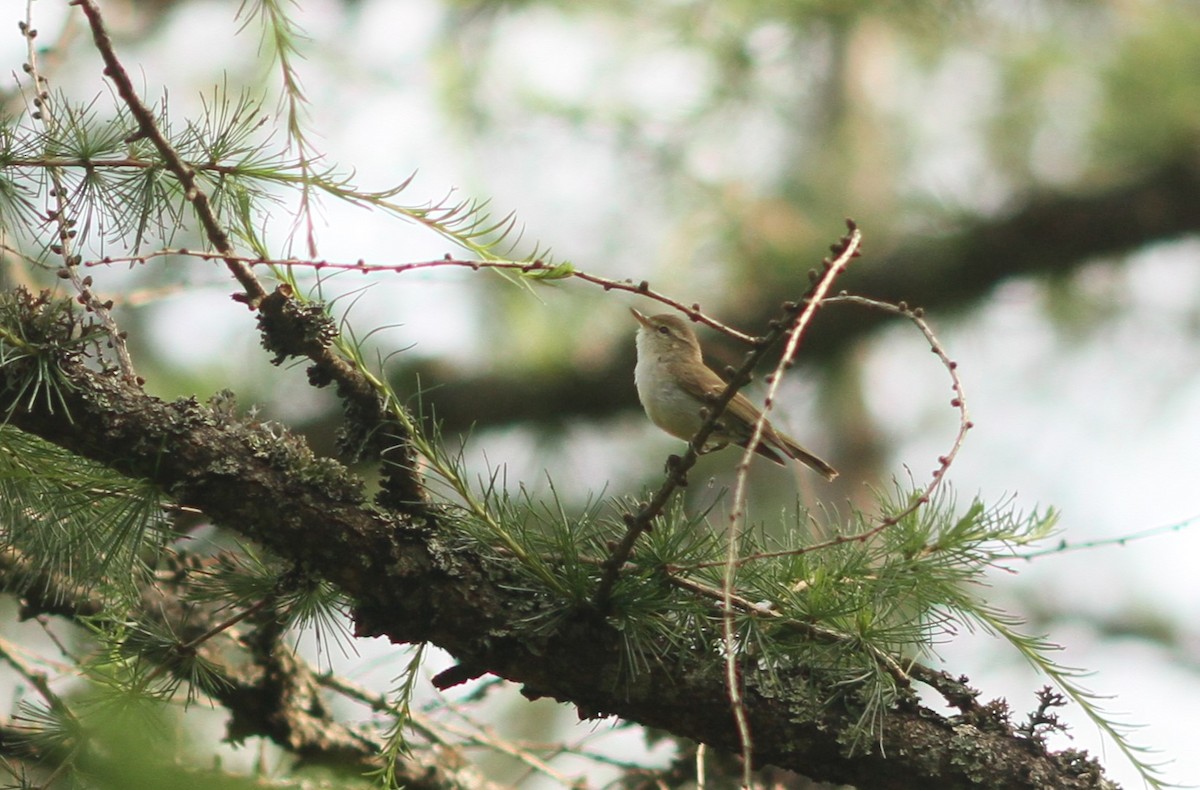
xmin=0 ymin=299 xmax=1117 ymax=789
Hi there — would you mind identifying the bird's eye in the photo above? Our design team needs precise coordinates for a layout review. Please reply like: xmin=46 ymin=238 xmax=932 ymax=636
xmin=657 ymin=326 xmax=670 ymax=335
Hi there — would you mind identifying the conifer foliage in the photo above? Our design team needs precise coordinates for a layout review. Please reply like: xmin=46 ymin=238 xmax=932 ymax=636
xmin=0 ymin=2 xmax=1171 ymax=788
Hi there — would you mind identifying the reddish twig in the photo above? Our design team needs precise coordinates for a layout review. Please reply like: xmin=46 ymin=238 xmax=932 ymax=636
xmin=86 ymin=250 xmax=756 ymax=344
xmin=718 ymin=223 xmax=862 ymax=787
xmin=690 ymin=295 xmax=973 ymax=570
xmin=20 ymin=10 xmax=136 ymax=382
xmin=591 ymin=221 xmax=863 ymax=612
xmin=72 ymin=0 xmax=267 ymax=307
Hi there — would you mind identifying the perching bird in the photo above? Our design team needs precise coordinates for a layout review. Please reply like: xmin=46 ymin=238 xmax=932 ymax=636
xmin=631 ymin=309 xmax=837 ymax=480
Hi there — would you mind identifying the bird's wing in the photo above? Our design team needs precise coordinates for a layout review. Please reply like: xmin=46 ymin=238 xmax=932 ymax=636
xmin=669 ymin=360 xmax=730 ymax=402
xmin=670 ymin=361 xmax=765 ymax=429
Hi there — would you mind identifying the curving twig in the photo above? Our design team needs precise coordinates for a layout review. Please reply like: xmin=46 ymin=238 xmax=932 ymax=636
xmin=718 ymin=222 xmax=862 ymax=785
xmin=591 ymin=221 xmax=862 ymax=612
xmin=691 ymin=294 xmax=973 ymax=570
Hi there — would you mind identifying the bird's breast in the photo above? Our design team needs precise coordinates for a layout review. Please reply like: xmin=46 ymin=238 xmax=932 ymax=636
xmin=634 ymin=356 xmax=704 ymax=440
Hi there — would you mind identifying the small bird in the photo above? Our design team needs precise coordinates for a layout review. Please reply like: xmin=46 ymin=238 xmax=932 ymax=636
xmin=631 ymin=309 xmax=837 ymax=480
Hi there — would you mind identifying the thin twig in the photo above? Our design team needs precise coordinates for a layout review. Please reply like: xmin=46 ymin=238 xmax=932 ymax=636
xmin=590 ymin=223 xmax=861 ymax=611
xmin=0 ymin=636 xmax=68 ymax=713
xmin=34 ymin=617 xmax=80 ymax=668
xmin=238 ymin=0 xmax=322 ymax=258
xmin=1 ymin=156 xmax=247 ymax=174
xmin=1014 ymin=512 xmax=1200 ymax=559
xmin=87 ymin=249 xmax=756 ymax=343
xmin=321 ymin=669 xmax=651 ymax=782
xmin=0 ymin=636 xmax=79 ymax=786
xmin=316 ymin=671 xmax=447 ymax=745
xmin=720 ymin=222 xmax=862 ymax=787
xmin=142 ymin=595 xmax=275 ymax=686
xmin=20 ymin=3 xmax=136 ymax=382
xmin=665 ymin=572 xmax=910 ymax=687
xmin=689 ymin=294 xmax=973 ymax=570
xmin=72 ymin=0 xmax=267 ymax=307
xmin=439 ymin=715 xmax=579 ymax=788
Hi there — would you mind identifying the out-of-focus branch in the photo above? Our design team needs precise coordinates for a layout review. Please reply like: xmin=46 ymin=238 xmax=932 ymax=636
xmin=389 ymin=156 xmax=1200 ymax=435
xmin=0 ymin=544 xmax=507 ymax=788
xmin=807 ymin=156 xmax=1200 ymax=347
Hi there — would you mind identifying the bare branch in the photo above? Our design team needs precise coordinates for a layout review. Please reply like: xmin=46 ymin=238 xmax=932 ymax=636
xmin=721 ymin=221 xmax=862 ymax=784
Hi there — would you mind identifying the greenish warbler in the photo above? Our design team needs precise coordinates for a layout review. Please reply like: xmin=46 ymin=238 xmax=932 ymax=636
xmin=631 ymin=309 xmax=837 ymax=480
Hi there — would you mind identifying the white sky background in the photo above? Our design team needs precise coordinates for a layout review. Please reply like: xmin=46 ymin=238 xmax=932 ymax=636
xmin=4 ymin=0 xmax=1200 ymax=786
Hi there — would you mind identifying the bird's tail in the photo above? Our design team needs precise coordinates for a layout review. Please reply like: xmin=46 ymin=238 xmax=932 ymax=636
xmin=785 ymin=442 xmax=838 ymax=481
xmin=760 ymin=432 xmax=838 ymax=481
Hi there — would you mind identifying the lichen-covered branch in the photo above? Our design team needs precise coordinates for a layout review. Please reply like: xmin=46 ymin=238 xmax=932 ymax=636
xmin=0 ymin=291 xmax=1116 ymax=789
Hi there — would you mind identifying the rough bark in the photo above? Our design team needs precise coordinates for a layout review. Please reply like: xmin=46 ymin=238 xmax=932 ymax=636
xmin=0 ymin=310 xmax=1118 ymax=789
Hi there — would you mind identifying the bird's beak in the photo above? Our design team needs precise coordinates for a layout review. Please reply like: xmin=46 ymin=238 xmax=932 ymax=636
xmin=630 ymin=307 xmax=652 ymax=328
